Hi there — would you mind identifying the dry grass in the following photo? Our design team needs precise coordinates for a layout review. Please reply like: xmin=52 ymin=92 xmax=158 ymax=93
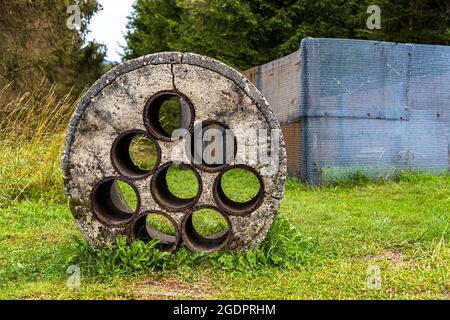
xmin=0 ymin=81 xmax=78 ymax=143
xmin=0 ymin=84 xmax=77 ymax=205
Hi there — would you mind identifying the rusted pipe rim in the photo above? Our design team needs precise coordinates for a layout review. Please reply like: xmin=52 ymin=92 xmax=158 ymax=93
xmin=189 ymin=119 xmax=237 ymax=173
xmin=110 ymin=129 xmax=161 ymax=179
xmin=181 ymin=205 xmax=232 ymax=253
xmin=130 ymin=211 xmax=180 ymax=252
xmin=213 ymin=165 xmax=264 ymax=216
xmin=91 ymin=177 xmax=140 ymax=226
xmin=150 ymin=161 xmax=202 ymax=212
xmin=143 ymin=90 xmax=195 ymax=142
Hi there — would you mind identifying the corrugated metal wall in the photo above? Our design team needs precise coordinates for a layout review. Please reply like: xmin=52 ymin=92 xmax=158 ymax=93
xmin=243 ymin=38 xmax=450 ymax=184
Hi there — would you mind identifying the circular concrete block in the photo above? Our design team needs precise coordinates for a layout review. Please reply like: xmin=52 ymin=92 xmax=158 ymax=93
xmin=62 ymin=52 xmax=286 ymax=252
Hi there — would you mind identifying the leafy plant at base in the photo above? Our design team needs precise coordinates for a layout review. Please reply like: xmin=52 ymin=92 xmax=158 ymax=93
xmin=70 ymin=217 xmax=317 ymax=278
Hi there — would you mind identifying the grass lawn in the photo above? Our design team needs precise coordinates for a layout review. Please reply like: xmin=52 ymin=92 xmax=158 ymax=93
xmin=0 ymin=135 xmax=448 ymax=300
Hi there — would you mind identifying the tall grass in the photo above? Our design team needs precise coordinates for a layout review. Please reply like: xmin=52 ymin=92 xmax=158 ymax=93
xmin=0 ymin=81 xmax=77 ymax=142
xmin=0 ymin=83 xmax=78 ymax=205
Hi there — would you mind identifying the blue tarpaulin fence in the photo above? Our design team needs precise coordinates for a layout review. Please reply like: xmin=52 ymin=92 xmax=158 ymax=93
xmin=243 ymin=38 xmax=450 ymax=185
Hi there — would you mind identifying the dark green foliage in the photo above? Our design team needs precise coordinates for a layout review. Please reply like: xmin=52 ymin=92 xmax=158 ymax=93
xmin=0 ymin=0 xmax=106 ymax=100
xmin=349 ymin=0 xmax=450 ymax=44
xmin=125 ymin=0 xmax=449 ymax=70
xmin=125 ymin=0 xmax=183 ymax=56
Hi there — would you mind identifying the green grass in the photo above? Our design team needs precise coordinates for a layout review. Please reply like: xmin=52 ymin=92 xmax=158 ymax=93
xmin=166 ymin=165 xmax=199 ymax=199
xmin=116 ymin=180 xmax=138 ymax=211
xmin=0 ymin=136 xmax=448 ymax=300
xmin=128 ymin=134 xmax=158 ymax=172
xmin=146 ymin=214 xmax=177 ymax=236
xmin=220 ymin=168 xmax=261 ymax=202
xmin=191 ymin=209 xmax=229 ymax=237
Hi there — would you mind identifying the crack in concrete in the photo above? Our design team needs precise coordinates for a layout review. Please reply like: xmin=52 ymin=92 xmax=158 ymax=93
xmin=170 ymin=53 xmax=184 ymax=91
xmin=170 ymin=63 xmax=177 ymax=91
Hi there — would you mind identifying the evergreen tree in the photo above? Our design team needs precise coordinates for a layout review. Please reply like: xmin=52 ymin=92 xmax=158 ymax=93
xmin=125 ymin=0 xmax=449 ymax=70
xmin=0 ymin=0 xmax=106 ymax=98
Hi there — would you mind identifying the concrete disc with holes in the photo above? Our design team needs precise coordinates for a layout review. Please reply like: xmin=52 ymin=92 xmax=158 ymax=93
xmin=62 ymin=52 xmax=286 ymax=252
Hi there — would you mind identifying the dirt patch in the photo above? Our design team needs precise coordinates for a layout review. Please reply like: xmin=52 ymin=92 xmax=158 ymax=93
xmin=132 ymin=275 xmax=216 ymax=300
xmin=443 ymin=286 xmax=450 ymax=300
xmin=364 ymin=249 xmax=407 ymax=269
xmin=365 ymin=249 xmax=404 ymax=262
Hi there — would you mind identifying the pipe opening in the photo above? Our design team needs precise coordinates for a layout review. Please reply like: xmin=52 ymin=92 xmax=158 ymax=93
xmin=214 ymin=165 xmax=264 ymax=216
xmin=132 ymin=212 xmax=179 ymax=252
xmin=151 ymin=162 xmax=201 ymax=211
xmin=189 ymin=120 xmax=237 ymax=172
xmin=144 ymin=90 xmax=194 ymax=141
xmin=182 ymin=206 xmax=231 ymax=253
xmin=91 ymin=178 xmax=139 ymax=225
xmin=111 ymin=130 xmax=160 ymax=178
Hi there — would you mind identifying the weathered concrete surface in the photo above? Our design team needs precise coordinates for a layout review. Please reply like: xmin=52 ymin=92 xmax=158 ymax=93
xmin=62 ymin=52 xmax=286 ymax=252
